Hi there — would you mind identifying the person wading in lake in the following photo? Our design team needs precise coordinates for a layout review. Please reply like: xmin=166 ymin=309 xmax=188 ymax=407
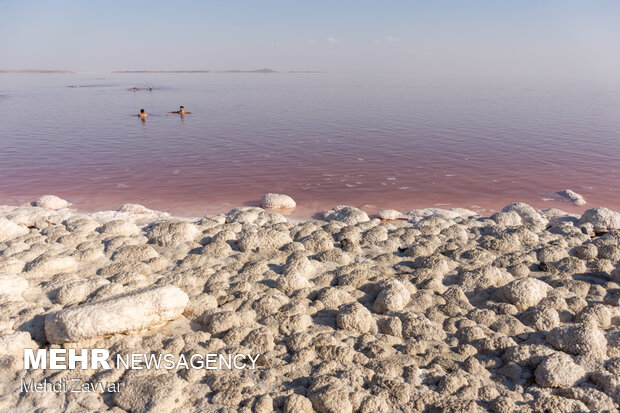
xmin=137 ymin=109 xmax=148 ymax=119
xmin=170 ymin=106 xmax=191 ymax=115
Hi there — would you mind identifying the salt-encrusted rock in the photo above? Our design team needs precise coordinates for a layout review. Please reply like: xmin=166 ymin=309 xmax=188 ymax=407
xmin=112 ymin=244 xmax=159 ymax=261
xmin=556 ymin=189 xmax=586 ymax=206
xmin=117 ymin=203 xmax=171 ymax=221
xmin=535 ymin=352 xmax=585 ymax=387
xmin=0 ymin=257 xmax=25 ymax=274
xmin=503 ymin=278 xmax=550 ymax=311
xmin=323 ymin=205 xmax=370 ymax=225
xmin=553 ymin=256 xmax=587 ymax=275
xmin=576 ymin=304 xmax=612 ymax=329
xmin=0 ymin=274 xmax=28 ymax=298
xmin=318 ymin=287 xmax=356 ymax=310
xmin=113 ymin=372 xmax=184 ymax=413
xmin=574 ymin=243 xmax=598 ymax=260
xmin=259 ymin=193 xmax=296 ymax=209
xmin=501 ymin=202 xmax=548 ymax=228
xmin=238 ymin=228 xmax=292 ymax=252
xmin=226 ymin=207 xmax=287 ymax=226
xmin=64 ymin=215 xmax=100 ymax=233
xmin=521 ymin=306 xmax=560 ymax=331
xmin=203 ymin=310 xmax=255 ymax=334
xmin=26 ymin=255 xmax=78 ymax=276
xmin=284 ymin=394 xmax=314 ymax=413
xmin=55 ymin=277 xmax=110 ymax=306
xmin=45 ymin=285 xmax=189 ymax=343
xmin=490 ymin=211 xmax=522 ymax=226
xmin=540 ymin=208 xmax=580 ymax=226
xmin=183 ymin=293 xmax=218 ymax=319
xmin=309 ymin=380 xmax=353 ymax=413
xmin=373 ymin=279 xmax=411 ymax=313
xmin=577 ymin=207 xmax=620 ymax=232
xmin=557 ymin=388 xmax=618 ymax=412
xmin=337 ymin=302 xmax=374 ymax=334
xmin=546 ymin=323 xmax=608 ymax=357
xmin=459 ymin=265 xmax=513 ymax=291
xmin=0 ymin=218 xmax=29 ymax=242
xmin=98 ymin=219 xmax=140 ymax=236
xmin=146 ymin=220 xmax=200 ymax=247
xmin=377 ymin=209 xmax=405 ymax=220
xmin=598 ymin=244 xmax=620 ymax=260
xmin=284 ymin=251 xmax=314 ymax=277
xmin=276 ymin=272 xmax=312 ymax=293
xmin=0 ymin=330 xmax=37 ymax=356
xmin=406 ymin=208 xmax=478 ymax=222
xmin=35 ymin=194 xmax=70 ymax=210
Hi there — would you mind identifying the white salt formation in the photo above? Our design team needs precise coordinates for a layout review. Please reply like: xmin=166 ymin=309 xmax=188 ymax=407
xmin=45 ymin=285 xmax=189 ymax=343
xmin=556 ymin=189 xmax=587 ymax=205
xmin=377 ymin=209 xmax=405 ymax=220
xmin=0 ymin=218 xmax=29 ymax=242
xmin=259 ymin=193 xmax=296 ymax=209
xmin=577 ymin=207 xmax=620 ymax=232
xmin=35 ymin=194 xmax=70 ymax=210
xmin=0 ymin=201 xmax=618 ymax=412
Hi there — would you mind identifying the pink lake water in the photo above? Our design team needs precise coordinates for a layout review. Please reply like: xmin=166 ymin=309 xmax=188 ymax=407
xmin=1 ymin=73 xmax=619 ymax=218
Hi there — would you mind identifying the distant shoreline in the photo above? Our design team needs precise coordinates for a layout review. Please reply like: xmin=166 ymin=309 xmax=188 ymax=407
xmin=0 ymin=70 xmax=73 ymax=74
xmin=111 ymin=69 xmax=324 ymax=74
xmin=0 ymin=69 xmax=324 ymax=74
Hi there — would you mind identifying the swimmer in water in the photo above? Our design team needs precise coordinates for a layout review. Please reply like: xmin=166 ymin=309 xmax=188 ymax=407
xmin=170 ymin=106 xmax=191 ymax=115
xmin=137 ymin=109 xmax=148 ymax=119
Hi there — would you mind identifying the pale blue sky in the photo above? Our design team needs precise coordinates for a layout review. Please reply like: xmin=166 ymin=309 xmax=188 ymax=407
xmin=1 ymin=0 xmax=620 ymax=83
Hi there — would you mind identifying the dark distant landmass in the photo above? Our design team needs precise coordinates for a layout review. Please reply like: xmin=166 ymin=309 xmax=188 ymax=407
xmin=113 ymin=70 xmax=212 ymax=73
xmin=112 ymin=68 xmax=279 ymax=74
xmin=0 ymin=70 xmax=73 ymax=74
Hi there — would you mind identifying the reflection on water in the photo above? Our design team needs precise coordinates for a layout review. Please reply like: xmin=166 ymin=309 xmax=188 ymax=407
xmin=0 ymin=73 xmax=619 ymax=218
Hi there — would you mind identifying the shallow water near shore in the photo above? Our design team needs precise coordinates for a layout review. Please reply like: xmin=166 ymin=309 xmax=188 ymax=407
xmin=1 ymin=73 xmax=619 ymax=218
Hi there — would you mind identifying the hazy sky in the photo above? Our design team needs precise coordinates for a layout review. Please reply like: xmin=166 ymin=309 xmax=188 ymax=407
xmin=2 ymin=0 xmax=620 ymax=83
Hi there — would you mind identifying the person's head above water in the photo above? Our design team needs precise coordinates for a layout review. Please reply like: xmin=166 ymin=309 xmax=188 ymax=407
xmin=140 ymin=109 xmax=145 ymax=113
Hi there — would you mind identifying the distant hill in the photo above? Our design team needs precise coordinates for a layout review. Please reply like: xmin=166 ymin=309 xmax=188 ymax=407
xmin=112 ymin=68 xmax=279 ymax=73
xmin=112 ymin=70 xmax=212 ymax=73
xmin=0 ymin=70 xmax=73 ymax=74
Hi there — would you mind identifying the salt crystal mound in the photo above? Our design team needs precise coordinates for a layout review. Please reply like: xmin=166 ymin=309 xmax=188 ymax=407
xmin=259 ymin=193 xmax=296 ymax=209
xmin=501 ymin=202 xmax=548 ymax=228
xmin=145 ymin=220 xmax=200 ymax=247
xmin=576 ymin=207 xmax=620 ymax=233
xmin=405 ymin=207 xmax=478 ymax=223
xmin=376 ymin=209 xmax=405 ymax=220
xmin=226 ymin=206 xmax=287 ymax=226
xmin=503 ymin=278 xmax=551 ymax=311
xmin=0 ymin=274 xmax=28 ymax=298
xmin=0 ymin=218 xmax=29 ymax=242
xmin=0 ymin=330 xmax=38 ymax=357
xmin=556 ymin=189 xmax=586 ymax=206
xmin=44 ymin=285 xmax=189 ymax=343
xmin=0 ymin=205 xmax=70 ymax=229
xmin=35 ymin=194 xmax=70 ymax=210
xmin=90 ymin=203 xmax=170 ymax=225
xmin=323 ymin=205 xmax=369 ymax=225
xmin=535 ymin=352 xmax=585 ymax=388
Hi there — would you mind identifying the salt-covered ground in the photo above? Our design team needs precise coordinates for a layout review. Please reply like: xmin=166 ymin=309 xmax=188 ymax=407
xmin=0 ymin=196 xmax=619 ymax=412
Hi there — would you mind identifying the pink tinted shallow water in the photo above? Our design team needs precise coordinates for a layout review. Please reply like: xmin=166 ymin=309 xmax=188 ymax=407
xmin=1 ymin=73 xmax=619 ymax=218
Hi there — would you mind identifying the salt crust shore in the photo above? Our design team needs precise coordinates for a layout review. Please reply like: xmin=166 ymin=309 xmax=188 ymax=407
xmin=1 ymin=199 xmax=620 ymax=412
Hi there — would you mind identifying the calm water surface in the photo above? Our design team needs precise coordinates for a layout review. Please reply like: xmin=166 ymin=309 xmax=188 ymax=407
xmin=1 ymin=73 xmax=619 ymax=218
